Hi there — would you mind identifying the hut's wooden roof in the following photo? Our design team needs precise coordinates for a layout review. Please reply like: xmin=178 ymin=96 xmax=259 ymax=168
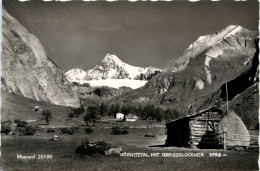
xmin=166 ymin=106 xmax=223 ymax=124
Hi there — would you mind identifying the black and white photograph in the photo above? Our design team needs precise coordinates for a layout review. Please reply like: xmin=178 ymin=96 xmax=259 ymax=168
xmin=0 ymin=0 xmax=259 ymax=170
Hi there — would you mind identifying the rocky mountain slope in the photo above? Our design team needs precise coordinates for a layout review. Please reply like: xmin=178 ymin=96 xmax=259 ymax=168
xmin=1 ymin=8 xmax=80 ymax=108
xmin=109 ymin=25 xmax=258 ymax=116
xmin=229 ymin=82 xmax=259 ymax=129
xmin=65 ymin=53 xmax=161 ymax=89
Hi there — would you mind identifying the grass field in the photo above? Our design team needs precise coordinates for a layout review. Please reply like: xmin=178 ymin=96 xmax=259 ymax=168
xmin=1 ymin=126 xmax=259 ymax=171
xmin=1 ymin=92 xmax=259 ymax=171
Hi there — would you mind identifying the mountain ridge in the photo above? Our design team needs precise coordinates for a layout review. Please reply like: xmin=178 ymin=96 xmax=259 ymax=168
xmin=1 ymin=7 xmax=80 ymax=108
xmin=65 ymin=53 xmax=161 ymax=89
xmin=168 ymin=25 xmax=256 ymax=73
xmin=108 ymin=25 xmax=258 ymax=116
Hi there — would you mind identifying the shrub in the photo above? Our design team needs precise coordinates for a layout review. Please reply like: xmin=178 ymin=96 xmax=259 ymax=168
xmin=85 ymin=128 xmax=94 ymax=134
xmin=47 ymin=128 xmax=55 ymax=133
xmin=111 ymin=127 xmax=129 ymax=135
xmin=1 ymin=124 xmax=11 ymax=135
xmin=75 ymin=141 xmax=112 ymax=156
xmin=95 ymin=141 xmax=112 ymax=152
xmin=60 ymin=127 xmax=77 ymax=135
xmin=24 ymin=125 xmax=36 ymax=135
xmin=112 ymin=127 xmax=120 ymax=130
xmin=15 ymin=127 xmax=25 ymax=134
xmin=121 ymin=130 xmax=129 ymax=135
xmin=67 ymin=128 xmax=76 ymax=135
xmin=16 ymin=120 xmax=28 ymax=127
xmin=111 ymin=128 xmax=121 ymax=135
xmin=71 ymin=82 xmax=80 ymax=87
xmin=68 ymin=107 xmax=85 ymax=118
xmin=14 ymin=119 xmax=20 ymax=123
xmin=60 ymin=128 xmax=68 ymax=134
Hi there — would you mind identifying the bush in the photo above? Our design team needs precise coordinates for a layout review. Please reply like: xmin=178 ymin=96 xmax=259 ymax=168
xmin=14 ymin=119 xmax=20 ymax=123
xmin=85 ymin=128 xmax=94 ymax=134
xmin=71 ymin=82 xmax=80 ymax=87
xmin=47 ymin=128 xmax=55 ymax=133
xmin=60 ymin=127 xmax=77 ymax=135
xmin=112 ymin=127 xmax=120 ymax=130
xmin=24 ymin=125 xmax=36 ymax=135
xmin=1 ymin=124 xmax=11 ymax=135
xmin=15 ymin=127 xmax=25 ymax=134
xmin=68 ymin=107 xmax=85 ymax=118
xmin=16 ymin=120 xmax=28 ymax=127
xmin=75 ymin=141 xmax=112 ymax=156
xmin=60 ymin=128 xmax=68 ymax=134
xmin=121 ymin=130 xmax=129 ymax=135
xmin=111 ymin=128 xmax=121 ymax=135
xmin=95 ymin=141 xmax=112 ymax=152
xmin=111 ymin=127 xmax=129 ymax=135
xmin=67 ymin=128 xmax=76 ymax=135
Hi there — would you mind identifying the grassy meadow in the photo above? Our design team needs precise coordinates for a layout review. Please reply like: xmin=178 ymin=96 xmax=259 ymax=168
xmin=1 ymin=92 xmax=259 ymax=170
xmin=1 ymin=126 xmax=259 ymax=171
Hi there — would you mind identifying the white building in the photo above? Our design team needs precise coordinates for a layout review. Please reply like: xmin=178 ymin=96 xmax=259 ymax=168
xmin=125 ymin=113 xmax=138 ymax=122
xmin=116 ymin=113 xmax=124 ymax=120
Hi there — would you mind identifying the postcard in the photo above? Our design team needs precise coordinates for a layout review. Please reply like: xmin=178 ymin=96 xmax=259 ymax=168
xmin=1 ymin=0 xmax=259 ymax=170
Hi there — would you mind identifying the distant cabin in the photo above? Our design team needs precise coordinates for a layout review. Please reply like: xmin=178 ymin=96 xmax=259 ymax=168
xmin=116 ymin=113 xmax=124 ymax=120
xmin=25 ymin=120 xmax=37 ymax=123
xmin=165 ymin=107 xmax=223 ymax=148
xmin=125 ymin=113 xmax=138 ymax=122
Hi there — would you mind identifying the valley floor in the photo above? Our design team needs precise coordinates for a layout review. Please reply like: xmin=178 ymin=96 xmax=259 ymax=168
xmin=1 ymin=127 xmax=258 ymax=171
xmin=1 ymin=91 xmax=258 ymax=170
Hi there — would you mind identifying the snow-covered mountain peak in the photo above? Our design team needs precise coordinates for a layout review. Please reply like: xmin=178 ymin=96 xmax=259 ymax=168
xmin=65 ymin=68 xmax=87 ymax=82
xmin=102 ymin=53 xmax=123 ymax=65
xmin=65 ymin=53 xmax=162 ymax=89
xmin=168 ymin=25 xmax=255 ymax=73
xmin=196 ymin=25 xmax=243 ymax=46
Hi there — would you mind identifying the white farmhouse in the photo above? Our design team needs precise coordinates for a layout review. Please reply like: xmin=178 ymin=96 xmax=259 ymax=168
xmin=116 ymin=113 xmax=124 ymax=120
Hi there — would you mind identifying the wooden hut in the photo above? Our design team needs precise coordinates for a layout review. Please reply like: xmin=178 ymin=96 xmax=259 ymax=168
xmin=165 ymin=107 xmax=223 ymax=148
xmin=125 ymin=113 xmax=138 ymax=122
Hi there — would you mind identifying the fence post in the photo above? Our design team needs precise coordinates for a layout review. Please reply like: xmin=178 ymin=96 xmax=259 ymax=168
xmin=223 ymin=127 xmax=227 ymax=151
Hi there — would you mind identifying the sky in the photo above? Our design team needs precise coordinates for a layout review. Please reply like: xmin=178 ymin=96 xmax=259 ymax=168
xmin=3 ymin=0 xmax=259 ymax=71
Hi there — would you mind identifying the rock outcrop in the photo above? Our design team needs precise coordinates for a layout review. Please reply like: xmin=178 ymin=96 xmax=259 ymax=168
xmin=1 ymin=8 xmax=80 ymax=108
